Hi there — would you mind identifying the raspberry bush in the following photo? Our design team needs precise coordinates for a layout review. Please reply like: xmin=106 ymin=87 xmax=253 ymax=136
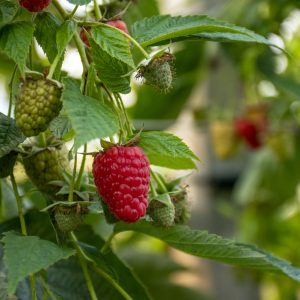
xmin=0 ymin=0 xmax=299 ymax=299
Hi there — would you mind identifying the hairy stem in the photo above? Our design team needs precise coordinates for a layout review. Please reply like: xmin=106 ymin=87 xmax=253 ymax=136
xmin=93 ymin=0 xmax=102 ymax=20
xmin=68 ymin=153 xmax=78 ymax=202
xmin=10 ymin=173 xmax=37 ymax=300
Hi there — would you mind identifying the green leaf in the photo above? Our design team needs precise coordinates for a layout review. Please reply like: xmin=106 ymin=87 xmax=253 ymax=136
xmin=2 ymin=231 xmax=75 ymax=295
xmin=62 ymin=78 xmax=119 ymax=149
xmin=132 ymin=15 xmax=273 ymax=47
xmin=90 ymin=39 xmax=132 ymax=94
xmin=49 ymin=115 xmax=73 ymax=139
xmin=65 ymin=0 xmax=92 ymax=5
xmin=138 ymin=131 xmax=199 ymax=169
xmin=0 ymin=0 xmax=18 ymax=29
xmin=0 ymin=113 xmax=25 ymax=158
xmin=0 ymin=21 xmax=35 ymax=73
xmin=0 ymin=151 xmax=18 ymax=178
xmin=91 ymin=25 xmax=135 ymax=68
xmin=34 ymin=12 xmax=61 ymax=63
xmin=56 ymin=20 xmax=76 ymax=57
xmin=114 ymin=221 xmax=300 ymax=283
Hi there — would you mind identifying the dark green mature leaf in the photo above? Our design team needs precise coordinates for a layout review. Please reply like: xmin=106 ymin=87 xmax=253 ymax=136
xmin=114 ymin=221 xmax=300 ymax=283
xmin=34 ymin=12 xmax=61 ymax=62
xmin=62 ymin=78 xmax=119 ymax=149
xmin=0 ymin=21 xmax=34 ymax=73
xmin=132 ymin=15 xmax=272 ymax=47
xmin=0 ymin=113 xmax=25 ymax=158
xmin=0 ymin=151 xmax=18 ymax=178
xmin=92 ymin=25 xmax=135 ymax=68
xmin=56 ymin=20 xmax=76 ymax=57
xmin=2 ymin=232 xmax=75 ymax=295
xmin=90 ymin=39 xmax=132 ymax=94
xmin=138 ymin=131 xmax=199 ymax=169
xmin=0 ymin=0 xmax=18 ymax=29
xmin=66 ymin=0 xmax=92 ymax=5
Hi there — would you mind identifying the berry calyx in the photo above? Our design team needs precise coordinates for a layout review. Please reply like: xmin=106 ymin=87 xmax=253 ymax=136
xmin=15 ymin=73 xmax=62 ymax=137
xmin=136 ymin=52 xmax=175 ymax=93
xmin=19 ymin=0 xmax=51 ymax=12
xmin=148 ymin=199 xmax=175 ymax=227
xmin=93 ymin=146 xmax=150 ymax=223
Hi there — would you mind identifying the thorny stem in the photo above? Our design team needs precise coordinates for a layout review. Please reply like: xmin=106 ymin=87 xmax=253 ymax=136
xmin=151 ymin=170 xmax=168 ymax=194
xmin=93 ymin=0 xmax=102 ymax=20
xmin=75 ymin=143 xmax=87 ymax=190
xmin=93 ymin=266 xmax=133 ymax=300
xmin=70 ymin=232 xmax=98 ymax=300
xmin=68 ymin=153 xmax=78 ymax=202
xmin=100 ymin=232 xmax=115 ymax=254
xmin=7 ymin=65 xmax=18 ymax=118
xmin=10 ymin=173 xmax=37 ymax=300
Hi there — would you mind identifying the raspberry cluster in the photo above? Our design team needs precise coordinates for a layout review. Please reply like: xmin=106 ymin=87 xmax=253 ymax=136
xmin=19 ymin=0 xmax=51 ymax=12
xmin=15 ymin=76 xmax=62 ymax=137
xmin=93 ymin=146 xmax=150 ymax=223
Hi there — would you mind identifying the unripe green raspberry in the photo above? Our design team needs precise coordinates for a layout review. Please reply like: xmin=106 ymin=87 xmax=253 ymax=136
xmin=15 ymin=73 xmax=62 ymax=137
xmin=136 ymin=53 xmax=175 ymax=93
xmin=172 ymin=190 xmax=191 ymax=225
xmin=22 ymin=144 xmax=69 ymax=194
xmin=54 ymin=204 xmax=88 ymax=233
xmin=148 ymin=200 xmax=175 ymax=227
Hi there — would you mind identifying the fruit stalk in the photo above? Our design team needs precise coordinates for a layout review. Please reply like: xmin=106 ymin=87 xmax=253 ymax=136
xmin=68 ymin=153 xmax=78 ymax=202
xmin=93 ymin=0 xmax=102 ymax=20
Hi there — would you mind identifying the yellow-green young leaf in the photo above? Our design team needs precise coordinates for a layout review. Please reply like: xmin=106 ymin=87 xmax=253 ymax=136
xmin=62 ymin=78 xmax=119 ymax=149
xmin=0 ymin=113 xmax=25 ymax=158
xmin=0 ymin=21 xmax=34 ymax=73
xmin=2 ymin=232 xmax=75 ymax=295
xmin=138 ymin=131 xmax=199 ymax=170
xmin=132 ymin=15 xmax=273 ymax=47
xmin=114 ymin=221 xmax=300 ymax=283
xmin=91 ymin=25 xmax=135 ymax=68
xmin=0 ymin=0 xmax=18 ymax=29
xmin=90 ymin=39 xmax=132 ymax=94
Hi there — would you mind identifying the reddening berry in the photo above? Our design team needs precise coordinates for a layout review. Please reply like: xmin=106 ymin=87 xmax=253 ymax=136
xmin=93 ymin=146 xmax=150 ymax=223
xmin=106 ymin=19 xmax=129 ymax=34
xmin=235 ymin=119 xmax=261 ymax=149
xmin=80 ymin=27 xmax=91 ymax=47
xmin=19 ymin=0 xmax=51 ymax=12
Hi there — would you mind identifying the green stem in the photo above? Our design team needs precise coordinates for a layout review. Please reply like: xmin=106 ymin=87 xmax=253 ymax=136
xmin=39 ymin=276 xmax=59 ymax=300
xmin=75 ymin=144 xmax=87 ymax=190
xmin=100 ymin=232 xmax=115 ymax=254
xmin=93 ymin=0 xmax=102 ymax=20
xmin=47 ymin=53 xmax=61 ymax=79
xmin=68 ymin=153 xmax=78 ymax=202
xmin=68 ymin=5 xmax=79 ymax=18
xmin=151 ymin=170 xmax=168 ymax=194
xmin=7 ymin=65 xmax=18 ymax=118
xmin=74 ymin=32 xmax=90 ymax=72
xmin=115 ymin=93 xmax=133 ymax=136
xmin=93 ymin=267 xmax=133 ymax=300
xmin=150 ymin=179 xmax=158 ymax=197
xmin=10 ymin=173 xmax=37 ymax=300
xmin=52 ymin=0 xmax=67 ymax=18
xmin=37 ymin=132 xmax=47 ymax=148
xmin=70 ymin=233 xmax=98 ymax=300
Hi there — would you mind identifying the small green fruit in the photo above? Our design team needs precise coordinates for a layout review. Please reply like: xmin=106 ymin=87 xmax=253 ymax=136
xmin=148 ymin=199 xmax=175 ymax=227
xmin=172 ymin=190 xmax=191 ymax=225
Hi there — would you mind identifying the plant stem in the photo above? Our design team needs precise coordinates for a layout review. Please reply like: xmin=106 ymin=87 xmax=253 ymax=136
xmin=70 ymin=232 xmax=98 ymax=300
xmin=37 ymin=132 xmax=47 ymax=148
xmin=7 ymin=65 xmax=18 ymax=118
xmin=74 ymin=32 xmax=90 ymax=72
xmin=100 ymin=232 xmax=115 ymax=254
xmin=75 ymin=143 xmax=87 ymax=189
xmin=151 ymin=170 xmax=168 ymax=194
xmin=114 ymin=93 xmax=133 ymax=136
xmin=10 ymin=173 xmax=37 ymax=300
xmin=47 ymin=53 xmax=61 ymax=80
xmin=39 ymin=276 xmax=59 ymax=300
xmin=93 ymin=0 xmax=102 ymax=20
xmin=68 ymin=5 xmax=79 ymax=19
xmin=52 ymin=0 xmax=67 ymax=18
xmin=93 ymin=267 xmax=133 ymax=300
xmin=68 ymin=153 xmax=78 ymax=202
xmin=150 ymin=179 xmax=158 ymax=197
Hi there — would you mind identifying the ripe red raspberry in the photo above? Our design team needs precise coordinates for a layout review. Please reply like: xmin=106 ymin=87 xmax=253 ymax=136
xmin=19 ymin=0 xmax=51 ymax=12
xmin=106 ymin=19 xmax=129 ymax=34
xmin=235 ymin=119 xmax=261 ymax=149
xmin=93 ymin=146 xmax=150 ymax=223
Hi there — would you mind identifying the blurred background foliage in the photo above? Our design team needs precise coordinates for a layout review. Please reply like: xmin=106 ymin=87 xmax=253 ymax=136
xmin=1 ymin=0 xmax=300 ymax=299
